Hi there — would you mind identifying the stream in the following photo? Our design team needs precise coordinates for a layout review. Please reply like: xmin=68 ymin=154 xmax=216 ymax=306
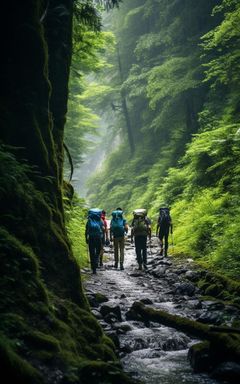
xmin=83 ymin=237 xmax=238 ymax=384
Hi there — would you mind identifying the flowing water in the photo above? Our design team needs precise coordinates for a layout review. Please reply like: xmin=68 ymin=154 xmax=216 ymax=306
xmin=83 ymin=240 xmax=225 ymax=384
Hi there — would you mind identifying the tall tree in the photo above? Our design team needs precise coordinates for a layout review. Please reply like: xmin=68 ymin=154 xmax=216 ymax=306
xmin=0 ymin=1 xmax=136 ymax=383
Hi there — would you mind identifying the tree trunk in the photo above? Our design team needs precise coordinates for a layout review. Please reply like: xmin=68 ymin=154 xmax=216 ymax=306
xmin=44 ymin=0 xmax=74 ymax=187
xmin=117 ymin=46 xmax=135 ymax=154
xmin=0 ymin=0 xmax=85 ymax=305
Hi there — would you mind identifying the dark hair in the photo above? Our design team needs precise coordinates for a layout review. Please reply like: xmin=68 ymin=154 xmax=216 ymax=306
xmin=116 ymin=207 xmax=122 ymax=211
xmin=102 ymin=210 xmax=106 ymax=214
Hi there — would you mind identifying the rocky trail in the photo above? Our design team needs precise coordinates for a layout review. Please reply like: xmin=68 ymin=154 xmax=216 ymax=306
xmin=82 ymin=237 xmax=240 ymax=384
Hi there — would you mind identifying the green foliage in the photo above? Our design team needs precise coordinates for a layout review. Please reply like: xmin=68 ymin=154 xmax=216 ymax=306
xmin=85 ymin=0 xmax=240 ymax=282
xmin=210 ymin=208 xmax=240 ymax=277
xmin=172 ymin=190 xmax=224 ymax=258
xmin=202 ymin=0 xmax=240 ymax=88
xmin=65 ymin=196 xmax=89 ymax=268
xmin=147 ymin=56 xmax=201 ymax=110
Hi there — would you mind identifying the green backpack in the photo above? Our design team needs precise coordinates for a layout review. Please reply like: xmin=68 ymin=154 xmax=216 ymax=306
xmin=132 ymin=209 xmax=149 ymax=236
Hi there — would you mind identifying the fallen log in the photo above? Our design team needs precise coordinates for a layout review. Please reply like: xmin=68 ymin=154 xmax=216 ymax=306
xmin=130 ymin=301 xmax=240 ymax=363
xmin=130 ymin=301 xmax=210 ymax=339
xmin=209 ymin=326 xmax=240 ymax=334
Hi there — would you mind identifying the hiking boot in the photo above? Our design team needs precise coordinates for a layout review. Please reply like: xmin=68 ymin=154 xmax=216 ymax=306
xmin=120 ymin=264 xmax=124 ymax=270
xmin=99 ymin=262 xmax=103 ymax=267
xmin=143 ymin=264 xmax=148 ymax=270
xmin=92 ymin=269 xmax=97 ymax=274
xmin=114 ymin=263 xmax=118 ymax=268
xmin=138 ymin=264 xmax=142 ymax=270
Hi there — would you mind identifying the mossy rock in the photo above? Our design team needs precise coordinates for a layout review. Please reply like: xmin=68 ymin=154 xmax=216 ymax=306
xmin=197 ymin=280 xmax=210 ymax=292
xmin=232 ymin=296 xmax=240 ymax=306
xmin=188 ymin=341 xmax=211 ymax=372
xmin=205 ymin=284 xmax=224 ymax=297
xmin=209 ymin=332 xmax=240 ymax=364
xmin=217 ymin=290 xmax=233 ymax=301
xmin=196 ymin=270 xmax=240 ymax=308
xmin=23 ymin=331 xmax=61 ymax=352
xmin=232 ymin=319 xmax=240 ymax=328
xmin=77 ymin=360 xmax=140 ymax=384
xmin=0 ymin=336 xmax=43 ymax=384
xmin=95 ymin=292 xmax=109 ymax=304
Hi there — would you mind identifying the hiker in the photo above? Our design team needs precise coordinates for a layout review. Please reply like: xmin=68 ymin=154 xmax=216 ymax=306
xmin=99 ymin=210 xmax=109 ymax=267
xmin=110 ymin=208 xmax=128 ymax=270
xmin=85 ymin=208 xmax=104 ymax=274
xmin=131 ymin=209 xmax=151 ymax=270
xmin=156 ymin=207 xmax=173 ymax=257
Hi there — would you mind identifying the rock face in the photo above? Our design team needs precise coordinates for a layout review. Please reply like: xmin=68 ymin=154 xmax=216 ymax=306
xmin=0 ymin=3 xmax=138 ymax=384
xmin=83 ymin=239 xmax=240 ymax=384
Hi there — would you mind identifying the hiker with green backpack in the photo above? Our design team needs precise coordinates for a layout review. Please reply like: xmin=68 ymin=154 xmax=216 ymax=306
xmin=110 ymin=208 xmax=128 ymax=270
xmin=131 ymin=209 xmax=151 ymax=270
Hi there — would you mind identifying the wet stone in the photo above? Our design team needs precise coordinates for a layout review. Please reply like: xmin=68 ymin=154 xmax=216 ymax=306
xmin=187 ymin=300 xmax=202 ymax=309
xmin=105 ymin=330 xmax=120 ymax=349
xmin=201 ymin=300 xmax=224 ymax=310
xmin=83 ymin=240 xmax=238 ymax=384
xmin=210 ymin=361 xmax=240 ymax=382
xmin=100 ymin=303 xmax=122 ymax=321
xmin=185 ymin=270 xmax=202 ymax=281
xmin=161 ymin=332 xmax=191 ymax=351
xmin=161 ymin=258 xmax=172 ymax=266
xmin=129 ymin=272 xmax=143 ymax=277
xmin=104 ymin=312 xmax=120 ymax=324
xmin=86 ymin=294 xmax=100 ymax=308
xmin=225 ymin=304 xmax=240 ymax=314
xmin=98 ymin=321 xmax=112 ymax=332
xmin=140 ymin=298 xmax=154 ymax=305
xmin=147 ymin=259 xmax=155 ymax=265
xmin=91 ymin=309 xmax=103 ymax=319
xmin=152 ymin=266 xmax=167 ymax=277
xmin=174 ymin=282 xmax=196 ymax=296
xmin=196 ymin=311 xmax=224 ymax=325
xmin=125 ymin=308 xmax=143 ymax=322
xmin=175 ymin=267 xmax=188 ymax=275
xmin=188 ymin=341 xmax=211 ymax=373
xmin=112 ymin=321 xmax=133 ymax=333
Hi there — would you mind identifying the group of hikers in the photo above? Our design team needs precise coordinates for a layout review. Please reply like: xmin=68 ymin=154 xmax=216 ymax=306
xmin=85 ymin=207 xmax=173 ymax=274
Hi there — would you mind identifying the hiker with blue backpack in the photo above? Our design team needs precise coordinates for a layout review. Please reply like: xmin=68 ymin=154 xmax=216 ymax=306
xmin=85 ymin=208 xmax=106 ymax=274
xmin=131 ymin=209 xmax=151 ymax=270
xmin=156 ymin=207 xmax=173 ymax=257
xmin=110 ymin=208 xmax=128 ymax=270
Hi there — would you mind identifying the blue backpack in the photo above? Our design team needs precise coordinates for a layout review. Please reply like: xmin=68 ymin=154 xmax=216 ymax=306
xmin=87 ymin=208 xmax=103 ymax=238
xmin=110 ymin=210 xmax=125 ymax=237
xmin=158 ymin=207 xmax=171 ymax=228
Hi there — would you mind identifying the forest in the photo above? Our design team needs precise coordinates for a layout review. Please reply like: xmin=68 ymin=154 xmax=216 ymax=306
xmin=67 ymin=0 xmax=240 ymax=278
xmin=0 ymin=0 xmax=240 ymax=383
